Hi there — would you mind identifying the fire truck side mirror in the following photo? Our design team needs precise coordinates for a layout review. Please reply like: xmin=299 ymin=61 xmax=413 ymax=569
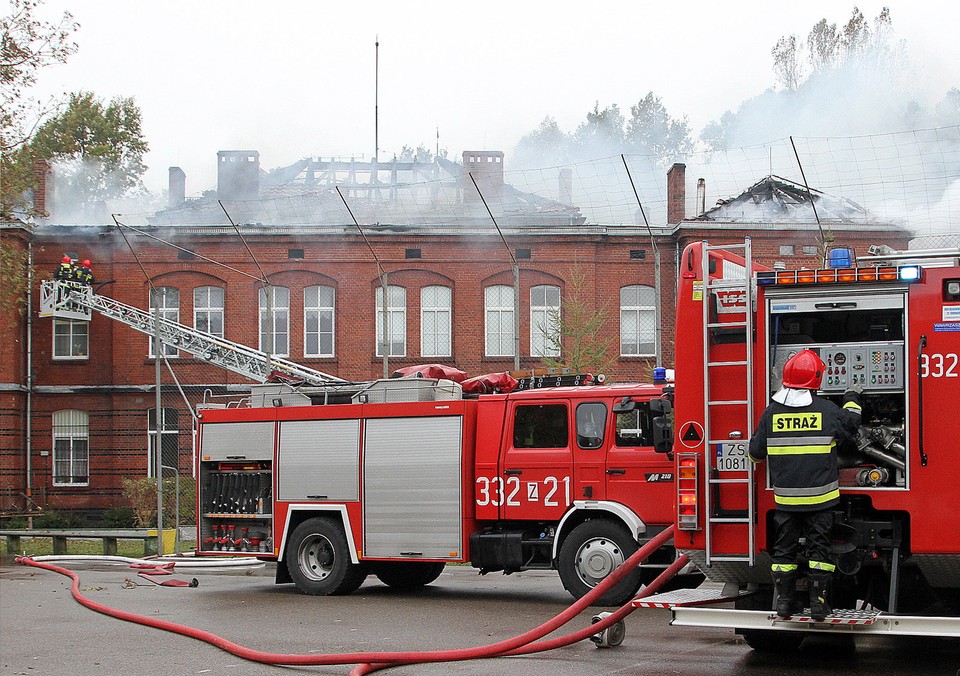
xmin=652 ymin=417 xmax=673 ymax=454
xmin=612 ymin=396 xmax=635 ymax=413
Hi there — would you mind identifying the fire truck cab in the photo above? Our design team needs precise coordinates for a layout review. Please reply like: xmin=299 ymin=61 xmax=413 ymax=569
xmin=196 ymin=374 xmax=685 ymax=605
xmin=649 ymin=239 xmax=960 ymax=647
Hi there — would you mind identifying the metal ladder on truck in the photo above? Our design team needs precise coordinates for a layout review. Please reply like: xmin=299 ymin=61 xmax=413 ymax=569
xmin=701 ymin=239 xmax=756 ymax=567
xmin=39 ymin=280 xmax=345 ymax=387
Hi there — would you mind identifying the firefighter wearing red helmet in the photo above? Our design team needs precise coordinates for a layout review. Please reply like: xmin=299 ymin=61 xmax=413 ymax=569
xmin=77 ymin=259 xmax=94 ymax=285
xmin=748 ymin=349 xmax=863 ymax=620
xmin=55 ymin=255 xmax=75 ymax=281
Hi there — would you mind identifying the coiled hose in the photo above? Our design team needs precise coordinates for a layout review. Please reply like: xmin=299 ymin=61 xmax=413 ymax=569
xmin=17 ymin=525 xmax=683 ymax=674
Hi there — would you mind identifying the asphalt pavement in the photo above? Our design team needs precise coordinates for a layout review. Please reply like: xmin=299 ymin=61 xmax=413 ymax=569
xmin=1 ymin=556 xmax=958 ymax=675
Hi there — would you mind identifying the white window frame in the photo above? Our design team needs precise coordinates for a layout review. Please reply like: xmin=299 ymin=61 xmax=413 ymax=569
xmin=149 ymin=286 xmax=180 ymax=357
xmin=530 ymin=284 xmax=561 ymax=357
xmin=259 ymin=285 xmax=290 ymax=357
xmin=376 ymin=285 xmax=406 ymax=357
xmin=304 ymin=285 xmax=336 ymax=357
xmin=194 ymin=286 xmax=224 ymax=338
xmin=52 ymin=319 xmax=89 ymax=360
xmin=485 ymin=284 xmax=515 ymax=357
xmin=52 ymin=409 xmax=89 ymax=486
xmin=420 ymin=285 xmax=452 ymax=357
xmin=620 ymin=285 xmax=656 ymax=357
xmin=147 ymin=407 xmax=180 ymax=478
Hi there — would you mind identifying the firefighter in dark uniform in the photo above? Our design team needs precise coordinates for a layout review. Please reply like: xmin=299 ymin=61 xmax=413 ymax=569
xmin=749 ymin=349 xmax=862 ymax=620
xmin=55 ymin=255 xmax=75 ymax=281
xmin=77 ymin=259 xmax=94 ymax=285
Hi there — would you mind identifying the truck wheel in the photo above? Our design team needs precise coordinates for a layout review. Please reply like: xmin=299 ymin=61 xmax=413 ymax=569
xmin=286 ymin=517 xmax=366 ymax=595
xmin=558 ymin=520 xmax=641 ymax=606
xmin=374 ymin=562 xmax=446 ymax=590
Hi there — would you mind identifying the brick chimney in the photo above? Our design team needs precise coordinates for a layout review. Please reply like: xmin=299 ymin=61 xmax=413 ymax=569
xmin=32 ymin=158 xmax=52 ymax=218
xmin=168 ymin=167 xmax=186 ymax=208
xmin=667 ymin=162 xmax=686 ymax=225
xmin=217 ymin=150 xmax=260 ymax=200
xmin=558 ymin=168 xmax=573 ymax=204
xmin=462 ymin=150 xmax=504 ymax=203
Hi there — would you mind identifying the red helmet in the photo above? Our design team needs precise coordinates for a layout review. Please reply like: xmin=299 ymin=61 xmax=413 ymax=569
xmin=781 ymin=349 xmax=825 ymax=390
xmin=61 ymin=255 xmax=71 ymax=263
xmin=82 ymin=260 xmax=91 ymax=267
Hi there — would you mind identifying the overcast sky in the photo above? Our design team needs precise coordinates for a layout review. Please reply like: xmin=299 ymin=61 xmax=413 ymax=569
xmin=29 ymin=1 xmax=960 ymax=197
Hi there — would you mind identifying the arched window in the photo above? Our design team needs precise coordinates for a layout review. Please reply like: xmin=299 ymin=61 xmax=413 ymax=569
xmin=485 ymin=285 xmax=515 ymax=357
xmin=376 ymin=285 xmax=406 ymax=357
xmin=620 ymin=285 xmax=656 ymax=356
xmin=149 ymin=286 xmax=179 ymax=357
xmin=52 ymin=409 xmax=89 ymax=486
xmin=304 ymin=285 xmax=335 ymax=357
xmin=194 ymin=286 xmax=224 ymax=338
xmin=530 ymin=285 xmax=561 ymax=357
xmin=421 ymin=286 xmax=451 ymax=357
xmin=259 ymin=285 xmax=290 ymax=356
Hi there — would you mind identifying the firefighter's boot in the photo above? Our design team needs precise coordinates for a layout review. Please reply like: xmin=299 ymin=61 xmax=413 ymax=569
xmin=773 ymin=570 xmax=802 ymax=618
xmin=808 ymin=570 xmax=833 ymax=620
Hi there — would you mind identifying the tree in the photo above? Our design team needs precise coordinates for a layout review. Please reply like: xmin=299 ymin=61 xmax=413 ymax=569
xmin=0 ymin=235 xmax=35 ymax=317
xmin=624 ymin=92 xmax=693 ymax=162
xmin=542 ymin=263 xmax=617 ymax=377
xmin=771 ymin=34 xmax=803 ymax=91
xmin=572 ymin=102 xmax=626 ymax=157
xmin=29 ymin=91 xmax=149 ymax=215
xmin=393 ymin=143 xmax=436 ymax=163
xmin=513 ymin=115 xmax=571 ymax=167
xmin=1 ymin=0 xmax=78 ymax=220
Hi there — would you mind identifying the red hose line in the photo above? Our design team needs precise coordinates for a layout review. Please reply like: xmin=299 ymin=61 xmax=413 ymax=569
xmin=16 ymin=525 xmax=678 ymax=671
xmin=353 ymin=553 xmax=691 ymax=675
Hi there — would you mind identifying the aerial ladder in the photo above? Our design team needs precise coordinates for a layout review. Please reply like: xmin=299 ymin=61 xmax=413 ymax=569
xmin=39 ymin=280 xmax=346 ymax=387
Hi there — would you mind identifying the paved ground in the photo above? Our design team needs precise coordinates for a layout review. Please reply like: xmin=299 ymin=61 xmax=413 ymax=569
xmin=1 ymin=556 xmax=958 ymax=675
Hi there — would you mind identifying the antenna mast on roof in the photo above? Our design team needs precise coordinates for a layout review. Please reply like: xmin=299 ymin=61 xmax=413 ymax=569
xmin=375 ymin=36 xmax=379 ymax=164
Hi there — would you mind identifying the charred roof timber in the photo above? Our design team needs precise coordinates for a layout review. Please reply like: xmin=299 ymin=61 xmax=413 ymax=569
xmin=697 ymin=175 xmax=874 ymax=224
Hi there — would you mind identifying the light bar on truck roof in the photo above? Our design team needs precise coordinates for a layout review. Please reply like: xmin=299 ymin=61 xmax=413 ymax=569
xmin=756 ymin=264 xmax=923 ymax=286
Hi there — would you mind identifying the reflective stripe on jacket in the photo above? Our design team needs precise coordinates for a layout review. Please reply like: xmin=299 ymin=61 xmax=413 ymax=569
xmin=749 ymin=393 xmax=861 ymax=512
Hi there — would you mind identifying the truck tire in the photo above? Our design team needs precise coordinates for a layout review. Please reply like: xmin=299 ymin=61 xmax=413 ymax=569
xmin=558 ymin=519 xmax=642 ymax=606
xmin=374 ymin=562 xmax=446 ymax=590
xmin=286 ymin=517 xmax=366 ymax=595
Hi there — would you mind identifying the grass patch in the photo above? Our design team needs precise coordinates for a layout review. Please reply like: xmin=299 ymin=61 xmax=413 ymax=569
xmin=3 ymin=537 xmax=197 ymax=557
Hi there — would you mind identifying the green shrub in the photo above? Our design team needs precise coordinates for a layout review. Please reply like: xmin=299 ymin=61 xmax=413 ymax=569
xmin=100 ymin=506 xmax=136 ymax=528
xmin=33 ymin=509 xmax=88 ymax=529
xmin=122 ymin=476 xmax=196 ymax=527
xmin=1 ymin=515 xmax=28 ymax=528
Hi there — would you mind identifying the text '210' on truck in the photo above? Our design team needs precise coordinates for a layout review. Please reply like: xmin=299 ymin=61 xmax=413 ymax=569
xmin=638 ymin=240 xmax=960 ymax=647
xmin=196 ymin=368 xmax=694 ymax=605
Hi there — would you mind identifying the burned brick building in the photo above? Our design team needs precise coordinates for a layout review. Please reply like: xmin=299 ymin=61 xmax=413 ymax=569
xmin=0 ymin=153 xmax=911 ymax=518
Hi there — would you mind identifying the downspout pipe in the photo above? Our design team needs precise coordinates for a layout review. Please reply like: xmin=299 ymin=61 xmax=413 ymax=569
xmin=26 ymin=242 xmax=34 ymax=528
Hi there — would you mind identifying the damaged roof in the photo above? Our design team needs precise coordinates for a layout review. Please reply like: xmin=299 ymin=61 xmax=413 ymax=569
xmin=150 ymin=155 xmax=584 ymax=228
xmin=696 ymin=175 xmax=876 ymax=224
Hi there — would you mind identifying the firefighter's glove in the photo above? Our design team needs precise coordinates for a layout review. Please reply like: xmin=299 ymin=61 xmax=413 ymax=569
xmin=845 ymin=383 xmax=864 ymax=396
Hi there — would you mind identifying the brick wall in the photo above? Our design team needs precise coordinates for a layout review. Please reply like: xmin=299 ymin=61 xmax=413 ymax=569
xmin=1 ymin=221 xmax=913 ymax=514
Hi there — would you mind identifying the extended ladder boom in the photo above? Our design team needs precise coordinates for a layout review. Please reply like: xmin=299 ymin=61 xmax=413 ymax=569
xmin=39 ymin=281 xmax=344 ymax=386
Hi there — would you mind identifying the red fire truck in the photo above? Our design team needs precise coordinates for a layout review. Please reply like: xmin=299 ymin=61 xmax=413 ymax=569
xmin=196 ymin=373 xmax=686 ymax=605
xmin=639 ymin=239 xmax=960 ymax=646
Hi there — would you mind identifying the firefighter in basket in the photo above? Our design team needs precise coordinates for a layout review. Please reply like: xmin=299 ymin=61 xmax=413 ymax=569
xmin=748 ymin=349 xmax=863 ymax=620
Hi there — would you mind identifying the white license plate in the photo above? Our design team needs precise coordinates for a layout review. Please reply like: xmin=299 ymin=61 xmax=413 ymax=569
xmin=715 ymin=442 xmax=748 ymax=471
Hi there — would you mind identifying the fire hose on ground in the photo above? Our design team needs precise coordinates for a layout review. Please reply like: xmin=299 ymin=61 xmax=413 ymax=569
xmin=16 ymin=525 xmax=686 ymax=674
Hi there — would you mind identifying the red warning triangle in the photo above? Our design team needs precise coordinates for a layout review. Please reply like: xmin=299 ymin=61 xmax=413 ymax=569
xmin=682 ymin=423 xmax=702 ymax=442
